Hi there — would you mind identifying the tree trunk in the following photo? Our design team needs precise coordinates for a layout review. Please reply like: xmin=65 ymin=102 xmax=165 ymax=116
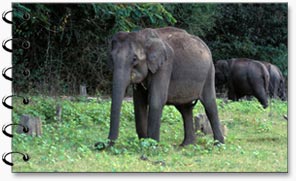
xmin=17 ymin=114 xmax=42 ymax=136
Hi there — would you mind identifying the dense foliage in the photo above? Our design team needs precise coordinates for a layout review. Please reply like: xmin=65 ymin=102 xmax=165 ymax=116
xmin=206 ymin=4 xmax=288 ymax=75
xmin=12 ymin=3 xmax=287 ymax=95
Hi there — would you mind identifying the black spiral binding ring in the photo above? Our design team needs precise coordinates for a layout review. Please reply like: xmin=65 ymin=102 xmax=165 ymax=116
xmin=2 ymin=38 xmax=30 ymax=53
xmin=22 ymin=68 xmax=30 ymax=77
xmin=2 ymin=9 xmax=30 ymax=24
xmin=2 ymin=9 xmax=31 ymax=167
xmin=2 ymin=67 xmax=30 ymax=81
xmin=2 ymin=123 xmax=29 ymax=138
xmin=2 ymin=152 xmax=30 ymax=166
xmin=2 ymin=95 xmax=29 ymax=109
xmin=2 ymin=67 xmax=12 ymax=81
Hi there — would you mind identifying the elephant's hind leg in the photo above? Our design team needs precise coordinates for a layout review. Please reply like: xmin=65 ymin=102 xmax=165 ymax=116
xmin=253 ymin=86 xmax=269 ymax=109
xmin=200 ymin=96 xmax=224 ymax=144
xmin=200 ymin=68 xmax=224 ymax=144
xmin=175 ymin=104 xmax=196 ymax=146
xmin=249 ymin=78 xmax=269 ymax=108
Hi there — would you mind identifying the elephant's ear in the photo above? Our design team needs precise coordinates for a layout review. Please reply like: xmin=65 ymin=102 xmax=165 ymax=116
xmin=145 ymin=38 xmax=170 ymax=74
xmin=220 ymin=60 xmax=231 ymax=78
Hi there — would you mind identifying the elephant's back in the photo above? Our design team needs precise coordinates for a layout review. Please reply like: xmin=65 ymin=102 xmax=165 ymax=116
xmin=163 ymin=30 xmax=213 ymax=82
xmin=231 ymin=59 xmax=267 ymax=79
xmin=156 ymin=27 xmax=212 ymax=64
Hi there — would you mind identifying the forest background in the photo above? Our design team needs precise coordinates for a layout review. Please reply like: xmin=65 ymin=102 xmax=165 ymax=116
xmin=12 ymin=3 xmax=287 ymax=96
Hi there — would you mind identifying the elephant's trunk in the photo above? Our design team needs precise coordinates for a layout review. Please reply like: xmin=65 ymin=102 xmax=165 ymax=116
xmin=108 ymin=68 xmax=130 ymax=141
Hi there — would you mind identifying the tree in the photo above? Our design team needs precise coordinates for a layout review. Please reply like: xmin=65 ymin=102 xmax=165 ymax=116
xmin=206 ymin=3 xmax=287 ymax=76
xmin=12 ymin=3 xmax=176 ymax=95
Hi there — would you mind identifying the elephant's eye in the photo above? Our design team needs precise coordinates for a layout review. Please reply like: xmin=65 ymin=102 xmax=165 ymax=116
xmin=133 ymin=55 xmax=137 ymax=62
xmin=132 ymin=55 xmax=138 ymax=65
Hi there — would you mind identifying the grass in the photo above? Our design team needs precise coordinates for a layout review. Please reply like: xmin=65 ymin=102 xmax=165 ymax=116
xmin=12 ymin=96 xmax=287 ymax=172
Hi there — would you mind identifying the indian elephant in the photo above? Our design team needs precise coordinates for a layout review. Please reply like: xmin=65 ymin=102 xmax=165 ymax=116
xmin=95 ymin=27 xmax=224 ymax=148
xmin=261 ymin=61 xmax=286 ymax=101
xmin=215 ymin=58 xmax=270 ymax=108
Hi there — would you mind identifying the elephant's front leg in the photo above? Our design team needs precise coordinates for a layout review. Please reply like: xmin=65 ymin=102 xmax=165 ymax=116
xmin=147 ymin=98 xmax=165 ymax=141
xmin=228 ymin=83 xmax=238 ymax=101
xmin=147 ymin=72 xmax=170 ymax=141
xmin=133 ymin=84 xmax=148 ymax=139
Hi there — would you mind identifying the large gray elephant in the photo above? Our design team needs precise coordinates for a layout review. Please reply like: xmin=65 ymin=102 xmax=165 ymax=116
xmin=215 ymin=58 xmax=270 ymax=108
xmin=96 ymin=27 xmax=224 ymax=148
xmin=261 ymin=61 xmax=286 ymax=101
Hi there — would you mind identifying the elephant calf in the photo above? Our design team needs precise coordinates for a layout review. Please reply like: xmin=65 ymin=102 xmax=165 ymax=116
xmin=215 ymin=58 xmax=270 ymax=108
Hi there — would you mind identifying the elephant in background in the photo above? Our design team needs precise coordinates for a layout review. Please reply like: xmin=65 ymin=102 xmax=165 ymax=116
xmin=96 ymin=27 xmax=224 ymax=149
xmin=261 ymin=61 xmax=286 ymax=101
xmin=215 ymin=58 xmax=270 ymax=108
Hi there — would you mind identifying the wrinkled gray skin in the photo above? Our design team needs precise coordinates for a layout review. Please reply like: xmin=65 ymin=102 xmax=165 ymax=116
xmin=261 ymin=61 xmax=286 ymax=101
xmin=215 ymin=58 xmax=270 ymax=108
xmin=97 ymin=27 xmax=224 ymax=148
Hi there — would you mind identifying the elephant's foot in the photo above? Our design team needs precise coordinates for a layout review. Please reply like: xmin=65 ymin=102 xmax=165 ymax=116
xmin=213 ymin=133 xmax=225 ymax=145
xmin=258 ymin=99 xmax=268 ymax=109
xmin=180 ymin=136 xmax=196 ymax=147
xmin=213 ymin=139 xmax=224 ymax=146
xmin=262 ymin=103 xmax=268 ymax=109
xmin=94 ymin=140 xmax=115 ymax=150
